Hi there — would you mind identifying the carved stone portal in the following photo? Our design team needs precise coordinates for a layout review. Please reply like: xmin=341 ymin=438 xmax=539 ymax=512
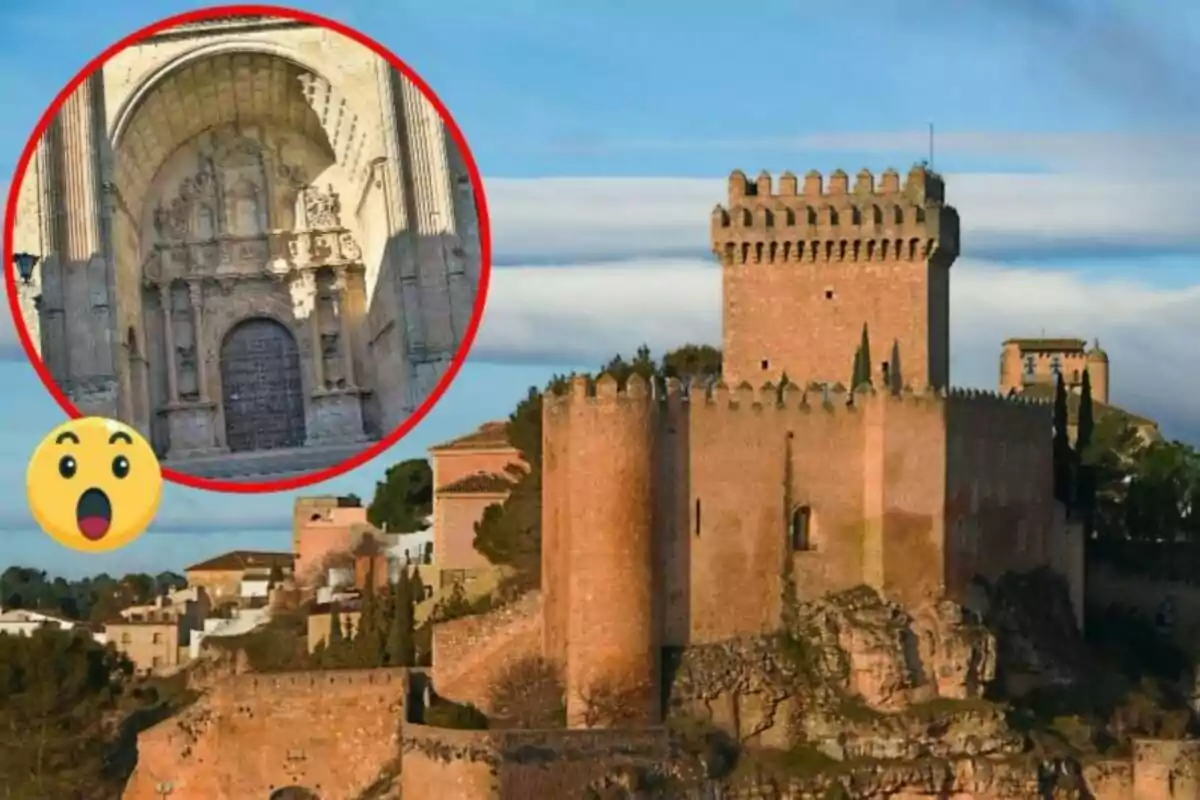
xmin=140 ymin=125 xmax=369 ymax=464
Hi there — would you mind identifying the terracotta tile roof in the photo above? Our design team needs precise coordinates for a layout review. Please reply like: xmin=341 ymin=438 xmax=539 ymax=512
xmin=437 ymin=472 xmax=515 ymax=495
xmin=1016 ymin=384 xmax=1159 ymax=430
xmin=184 ymin=551 xmax=295 ymax=573
xmin=429 ymin=421 xmax=513 ymax=452
xmin=1004 ymin=337 xmax=1087 ymax=352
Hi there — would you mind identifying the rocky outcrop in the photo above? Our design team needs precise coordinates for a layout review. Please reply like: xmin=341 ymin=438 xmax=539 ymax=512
xmin=667 ymin=587 xmax=1022 ymax=777
xmin=975 ymin=569 xmax=1087 ymax=696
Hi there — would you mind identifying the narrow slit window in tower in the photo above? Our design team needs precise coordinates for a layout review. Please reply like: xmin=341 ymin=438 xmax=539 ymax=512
xmin=694 ymin=499 xmax=701 ymax=537
xmin=760 ymin=359 xmax=770 ymax=371
xmin=790 ymin=506 xmax=812 ymax=551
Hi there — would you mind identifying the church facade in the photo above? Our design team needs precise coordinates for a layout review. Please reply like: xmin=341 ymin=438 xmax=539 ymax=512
xmin=10 ymin=15 xmax=482 ymax=479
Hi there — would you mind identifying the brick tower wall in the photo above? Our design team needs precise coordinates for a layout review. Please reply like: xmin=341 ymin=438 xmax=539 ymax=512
xmin=545 ymin=374 xmax=659 ymax=727
xmin=541 ymin=386 xmax=572 ymax=668
xmin=943 ymin=391 xmax=1058 ymax=601
xmin=711 ymin=166 xmax=960 ymax=390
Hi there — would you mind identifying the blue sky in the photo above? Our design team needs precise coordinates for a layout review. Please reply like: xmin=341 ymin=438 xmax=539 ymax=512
xmin=1 ymin=0 xmax=1199 ymax=579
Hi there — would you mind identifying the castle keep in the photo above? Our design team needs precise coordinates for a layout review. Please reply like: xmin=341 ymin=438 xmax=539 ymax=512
xmin=538 ymin=166 xmax=1082 ymax=728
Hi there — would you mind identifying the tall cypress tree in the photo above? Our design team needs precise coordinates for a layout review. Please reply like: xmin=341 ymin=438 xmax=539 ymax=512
xmin=852 ymin=346 xmax=863 ymax=390
xmin=858 ymin=323 xmax=872 ymax=387
xmin=329 ymin=602 xmax=344 ymax=642
xmin=1075 ymin=369 xmax=1096 ymax=536
xmin=385 ymin=569 xmax=416 ymax=666
xmin=889 ymin=340 xmax=902 ymax=393
xmin=1052 ymin=371 xmax=1073 ymax=509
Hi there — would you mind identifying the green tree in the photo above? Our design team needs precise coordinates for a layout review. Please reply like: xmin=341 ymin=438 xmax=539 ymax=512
xmin=888 ymin=340 xmax=903 ymax=393
xmin=1053 ymin=371 xmax=1073 ymax=508
xmin=660 ymin=344 xmax=722 ymax=381
xmin=367 ymin=459 xmax=434 ymax=533
xmin=385 ymin=570 xmax=416 ymax=667
xmin=353 ymin=560 xmax=386 ymax=666
xmin=857 ymin=323 xmax=872 ymax=387
xmin=0 ymin=628 xmax=133 ymax=798
xmin=329 ymin=603 xmax=344 ymax=644
xmin=851 ymin=344 xmax=864 ymax=390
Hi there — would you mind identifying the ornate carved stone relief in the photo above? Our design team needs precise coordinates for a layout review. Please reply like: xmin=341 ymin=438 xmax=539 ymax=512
xmin=302 ymin=184 xmax=342 ymax=229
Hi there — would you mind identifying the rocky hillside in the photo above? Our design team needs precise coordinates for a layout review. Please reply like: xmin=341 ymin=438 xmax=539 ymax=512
xmin=649 ymin=574 xmax=1198 ymax=798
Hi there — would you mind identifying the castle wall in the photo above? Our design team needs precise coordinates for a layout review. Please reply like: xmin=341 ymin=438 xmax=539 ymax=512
xmin=864 ymin=391 xmax=950 ymax=609
xmin=431 ymin=591 xmax=542 ymax=712
xmin=681 ymin=384 xmax=870 ymax=644
xmin=559 ymin=375 xmax=659 ymax=726
xmin=1132 ymin=739 xmax=1200 ymax=799
xmin=943 ymin=393 xmax=1057 ymax=602
xmin=542 ymin=388 xmax=572 ymax=666
xmin=542 ymin=377 xmax=1065 ymax=659
xmin=122 ymin=668 xmax=409 ymax=800
xmin=1088 ymin=559 xmax=1200 ymax=653
xmin=400 ymin=723 xmax=671 ymax=800
xmin=1083 ymin=760 xmax=1135 ymax=800
xmin=401 ymin=725 xmax=499 ymax=799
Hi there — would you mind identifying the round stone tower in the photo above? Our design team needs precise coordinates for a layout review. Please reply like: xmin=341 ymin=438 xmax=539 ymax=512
xmin=1086 ymin=339 xmax=1109 ymax=405
xmin=563 ymin=372 xmax=659 ymax=728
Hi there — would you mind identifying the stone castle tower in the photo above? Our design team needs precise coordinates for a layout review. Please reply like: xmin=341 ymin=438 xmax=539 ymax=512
xmin=537 ymin=165 xmax=1084 ymax=732
xmin=711 ymin=165 xmax=960 ymax=388
xmin=10 ymin=14 xmax=481 ymax=478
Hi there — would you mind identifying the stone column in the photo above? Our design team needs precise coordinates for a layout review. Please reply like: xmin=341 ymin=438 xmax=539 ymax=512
xmin=399 ymin=79 xmax=460 ymax=355
xmin=187 ymin=279 xmax=209 ymax=402
xmin=158 ymin=282 xmax=179 ymax=404
xmin=377 ymin=63 xmax=426 ymax=362
xmin=308 ymin=272 xmax=325 ymax=392
xmin=334 ymin=266 xmax=357 ymax=389
xmin=58 ymin=73 xmax=118 ymax=403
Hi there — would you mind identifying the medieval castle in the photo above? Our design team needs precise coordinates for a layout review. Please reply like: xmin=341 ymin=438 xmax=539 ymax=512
xmin=121 ymin=166 xmax=1196 ymax=800
xmin=537 ymin=164 xmax=1082 ymax=728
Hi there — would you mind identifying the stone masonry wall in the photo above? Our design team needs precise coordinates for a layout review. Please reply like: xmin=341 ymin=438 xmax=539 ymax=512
xmin=432 ymin=591 xmax=542 ymax=712
xmin=711 ymin=167 xmax=958 ymax=391
xmin=542 ymin=376 xmax=1065 ymax=671
xmin=122 ymin=668 xmax=409 ymax=800
xmin=400 ymin=723 xmax=671 ymax=800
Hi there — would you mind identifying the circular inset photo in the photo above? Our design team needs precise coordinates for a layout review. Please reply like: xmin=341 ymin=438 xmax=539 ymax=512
xmin=4 ymin=6 xmax=491 ymax=492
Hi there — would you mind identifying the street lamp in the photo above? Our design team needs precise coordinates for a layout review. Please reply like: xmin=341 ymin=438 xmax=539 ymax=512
xmin=12 ymin=252 xmax=39 ymax=284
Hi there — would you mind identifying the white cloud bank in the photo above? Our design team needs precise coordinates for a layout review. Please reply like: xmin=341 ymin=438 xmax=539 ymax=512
xmin=3 ymin=172 xmax=1197 ymax=440
xmin=473 ymin=257 xmax=1199 ymax=438
xmin=484 ymin=173 xmax=1200 ymax=262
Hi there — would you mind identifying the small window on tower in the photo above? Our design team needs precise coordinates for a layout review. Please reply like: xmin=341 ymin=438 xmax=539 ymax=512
xmin=761 ymin=359 xmax=770 ymax=370
xmin=824 ymin=289 xmax=835 ymax=299
xmin=790 ymin=506 xmax=813 ymax=551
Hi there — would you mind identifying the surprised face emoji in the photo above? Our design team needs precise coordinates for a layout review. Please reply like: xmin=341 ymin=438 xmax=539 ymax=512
xmin=26 ymin=417 xmax=163 ymax=554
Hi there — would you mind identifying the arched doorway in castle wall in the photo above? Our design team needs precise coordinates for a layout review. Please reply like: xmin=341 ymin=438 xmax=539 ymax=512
xmin=268 ymin=787 xmax=320 ymax=800
xmin=220 ymin=317 xmax=307 ymax=452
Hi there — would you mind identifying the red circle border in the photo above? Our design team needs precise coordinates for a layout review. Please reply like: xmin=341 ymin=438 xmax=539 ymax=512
xmin=3 ymin=3 xmax=493 ymax=494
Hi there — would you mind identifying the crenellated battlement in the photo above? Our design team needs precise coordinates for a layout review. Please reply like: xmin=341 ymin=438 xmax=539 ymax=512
xmin=711 ymin=164 xmax=960 ymax=266
xmin=544 ymin=374 xmax=1050 ymax=420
